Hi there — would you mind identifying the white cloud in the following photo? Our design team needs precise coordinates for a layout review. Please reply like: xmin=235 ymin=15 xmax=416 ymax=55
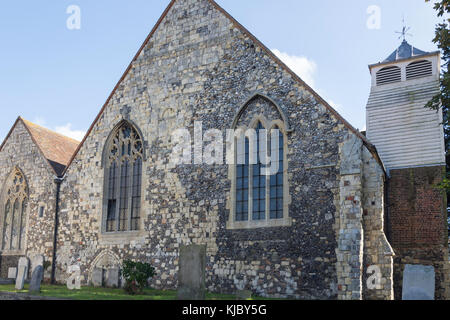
xmin=271 ymin=49 xmax=317 ymax=89
xmin=271 ymin=50 xmax=352 ymax=124
xmin=33 ymin=117 xmax=85 ymax=141
xmin=54 ymin=123 xmax=86 ymax=141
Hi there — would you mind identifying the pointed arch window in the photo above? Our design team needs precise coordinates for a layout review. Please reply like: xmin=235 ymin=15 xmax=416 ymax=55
xmin=104 ymin=122 xmax=143 ymax=233
xmin=1 ymin=169 xmax=28 ymax=251
xmin=231 ymin=119 xmax=289 ymax=229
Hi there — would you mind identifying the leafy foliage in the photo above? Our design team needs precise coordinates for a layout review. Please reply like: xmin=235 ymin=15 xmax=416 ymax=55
xmin=121 ymin=260 xmax=155 ymax=295
xmin=425 ymin=0 xmax=450 ymax=232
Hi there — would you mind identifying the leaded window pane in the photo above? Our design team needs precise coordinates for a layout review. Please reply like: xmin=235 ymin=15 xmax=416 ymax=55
xmin=270 ymin=127 xmax=284 ymax=220
xmin=105 ymin=122 xmax=143 ymax=232
xmin=131 ymin=157 xmax=142 ymax=231
xmin=118 ymin=160 xmax=130 ymax=231
xmin=252 ymin=122 xmax=266 ymax=221
xmin=106 ymin=161 xmax=118 ymax=232
xmin=10 ymin=199 xmax=20 ymax=250
xmin=19 ymin=200 xmax=27 ymax=250
xmin=2 ymin=169 xmax=28 ymax=251
xmin=236 ymin=138 xmax=249 ymax=221
xmin=2 ymin=200 xmax=10 ymax=250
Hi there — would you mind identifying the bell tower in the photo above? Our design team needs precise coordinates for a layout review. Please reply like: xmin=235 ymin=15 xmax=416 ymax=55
xmin=366 ymin=39 xmax=449 ymax=300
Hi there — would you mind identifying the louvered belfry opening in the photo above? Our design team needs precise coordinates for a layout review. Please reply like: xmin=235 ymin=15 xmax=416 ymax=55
xmin=376 ymin=66 xmax=402 ymax=86
xmin=406 ymin=60 xmax=432 ymax=80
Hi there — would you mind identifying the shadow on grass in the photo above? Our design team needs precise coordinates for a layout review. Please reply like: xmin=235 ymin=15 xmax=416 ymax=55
xmin=0 ymin=284 xmax=249 ymax=300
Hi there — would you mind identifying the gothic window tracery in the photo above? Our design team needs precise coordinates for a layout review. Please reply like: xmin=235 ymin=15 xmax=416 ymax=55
xmin=233 ymin=119 xmax=286 ymax=226
xmin=104 ymin=122 xmax=143 ymax=232
xmin=2 ymin=168 xmax=28 ymax=251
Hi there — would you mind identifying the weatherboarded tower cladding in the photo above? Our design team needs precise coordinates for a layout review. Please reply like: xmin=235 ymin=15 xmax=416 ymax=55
xmin=53 ymin=0 xmax=393 ymax=299
xmin=366 ymin=40 xmax=450 ymax=299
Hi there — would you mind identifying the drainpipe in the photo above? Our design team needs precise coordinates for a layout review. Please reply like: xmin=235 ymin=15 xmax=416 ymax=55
xmin=384 ymin=171 xmax=391 ymax=243
xmin=51 ymin=176 xmax=64 ymax=284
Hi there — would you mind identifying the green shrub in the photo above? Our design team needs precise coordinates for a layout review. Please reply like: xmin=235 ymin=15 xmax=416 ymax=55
xmin=121 ymin=260 xmax=155 ymax=295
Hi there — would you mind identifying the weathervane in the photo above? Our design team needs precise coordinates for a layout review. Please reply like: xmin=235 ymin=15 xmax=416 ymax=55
xmin=395 ymin=17 xmax=413 ymax=41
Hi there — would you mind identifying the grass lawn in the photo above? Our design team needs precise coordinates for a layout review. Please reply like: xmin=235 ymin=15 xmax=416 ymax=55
xmin=0 ymin=284 xmax=249 ymax=300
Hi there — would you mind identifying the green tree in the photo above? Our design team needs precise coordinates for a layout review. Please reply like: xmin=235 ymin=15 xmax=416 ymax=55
xmin=425 ymin=0 xmax=449 ymax=231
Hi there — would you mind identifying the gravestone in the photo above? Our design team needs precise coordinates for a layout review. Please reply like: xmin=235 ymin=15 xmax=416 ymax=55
xmin=105 ymin=268 xmax=120 ymax=288
xmin=236 ymin=290 xmax=252 ymax=300
xmin=29 ymin=265 xmax=44 ymax=293
xmin=91 ymin=268 xmax=103 ymax=287
xmin=15 ymin=257 xmax=29 ymax=290
xmin=402 ymin=264 xmax=435 ymax=300
xmin=31 ymin=254 xmax=44 ymax=274
xmin=177 ymin=244 xmax=206 ymax=300
xmin=8 ymin=267 xmax=17 ymax=279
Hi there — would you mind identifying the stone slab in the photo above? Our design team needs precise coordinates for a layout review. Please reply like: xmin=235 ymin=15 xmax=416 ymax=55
xmin=177 ymin=244 xmax=206 ymax=300
xmin=8 ymin=267 xmax=17 ymax=279
xmin=402 ymin=264 xmax=435 ymax=300
xmin=15 ymin=257 xmax=29 ymax=290
xmin=91 ymin=268 xmax=103 ymax=287
xmin=30 ymin=254 xmax=44 ymax=274
xmin=29 ymin=265 xmax=44 ymax=293
xmin=236 ymin=290 xmax=252 ymax=300
xmin=105 ymin=268 xmax=120 ymax=288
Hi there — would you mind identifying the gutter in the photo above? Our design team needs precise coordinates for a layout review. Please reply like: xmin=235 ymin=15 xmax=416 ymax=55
xmin=51 ymin=176 xmax=64 ymax=284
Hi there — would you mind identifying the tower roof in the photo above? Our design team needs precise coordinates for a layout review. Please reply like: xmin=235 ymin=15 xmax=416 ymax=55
xmin=383 ymin=40 xmax=430 ymax=63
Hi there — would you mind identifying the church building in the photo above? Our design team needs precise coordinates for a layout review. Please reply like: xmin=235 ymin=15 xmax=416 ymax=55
xmin=0 ymin=0 xmax=448 ymax=300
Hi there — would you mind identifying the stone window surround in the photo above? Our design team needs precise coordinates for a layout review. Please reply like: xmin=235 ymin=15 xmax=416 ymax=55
xmin=99 ymin=119 xmax=148 ymax=244
xmin=0 ymin=167 xmax=29 ymax=256
xmin=227 ymin=115 xmax=292 ymax=230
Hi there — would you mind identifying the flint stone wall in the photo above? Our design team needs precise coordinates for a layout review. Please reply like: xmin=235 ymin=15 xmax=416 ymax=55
xmin=0 ymin=120 xmax=56 ymax=280
xmin=54 ymin=0 xmax=391 ymax=299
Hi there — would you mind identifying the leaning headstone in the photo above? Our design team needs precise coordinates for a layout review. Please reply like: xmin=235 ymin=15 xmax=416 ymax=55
xmin=31 ymin=254 xmax=44 ymax=274
xmin=177 ymin=244 xmax=206 ymax=300
xmin=236 ymin=290 xmax=252 ymax=300
xmin=105 ymin=268 xmax=120 ymax=288
xmin=91 ymin=268 xmax=103 ymax=287
xmin=29 ymin=265 xmax=44 ymax=293
xmin=8 ymin=267 xmax=17 ymax=279
xmin=15 ymin=257 xmax=29 ymax=290
xmin=402 ymin=264 xmax=435 ymax=300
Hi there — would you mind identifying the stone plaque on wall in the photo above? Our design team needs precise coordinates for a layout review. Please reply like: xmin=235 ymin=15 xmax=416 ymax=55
xmin=402 ymin=264 xmax=435 ymax=300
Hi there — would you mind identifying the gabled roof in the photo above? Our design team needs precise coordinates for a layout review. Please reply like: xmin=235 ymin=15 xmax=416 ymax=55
xmin=383 ymin=40 xmax=430 ymax=63
xmin=0 ymin=117 xmax=80 ymax=176
xmin=63 ymin=0 xmax=381 ymax=175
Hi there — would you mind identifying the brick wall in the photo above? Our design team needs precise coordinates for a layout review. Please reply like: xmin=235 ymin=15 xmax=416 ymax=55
xmin=388 ymin=166 xmax=449 ymax=299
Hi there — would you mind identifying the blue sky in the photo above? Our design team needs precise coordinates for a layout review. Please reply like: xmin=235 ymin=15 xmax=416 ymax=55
xmin=0 ymin=0 xmax=444 ymax=142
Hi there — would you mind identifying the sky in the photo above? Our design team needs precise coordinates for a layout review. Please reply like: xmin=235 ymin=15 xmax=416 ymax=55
xmin=0 ymin=0 xmax=445 ymax=143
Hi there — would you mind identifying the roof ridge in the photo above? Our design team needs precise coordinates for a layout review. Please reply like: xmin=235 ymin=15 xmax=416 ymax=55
xmin=21 ymin=118 xmax=80 ymax=144
xmin=62 ymin=0 xmax=378 ymax=176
